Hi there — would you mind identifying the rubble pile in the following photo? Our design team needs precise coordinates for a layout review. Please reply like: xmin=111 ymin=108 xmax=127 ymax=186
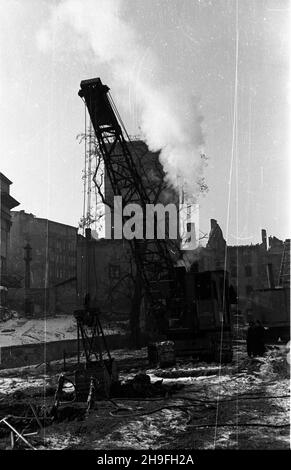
xmin=111 ymin=372 xmax=184 ymax=398
xmin=259 ymin=347 xmax=290 ymax=379
xmin=0 ymin=343 xmax=289 ymax=450
xmin=0 ymin=307 xmax=19 ymax=323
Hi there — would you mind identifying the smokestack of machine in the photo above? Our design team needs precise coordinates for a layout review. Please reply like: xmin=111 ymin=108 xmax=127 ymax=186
xmin=261 ymin=229 xmax=267 ymax=250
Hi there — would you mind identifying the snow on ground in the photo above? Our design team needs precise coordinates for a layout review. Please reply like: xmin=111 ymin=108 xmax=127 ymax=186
xmin=0 ymin=315 xmax=124 ymax=346
xmin=0 ymin=342 xmax=289 ymax=450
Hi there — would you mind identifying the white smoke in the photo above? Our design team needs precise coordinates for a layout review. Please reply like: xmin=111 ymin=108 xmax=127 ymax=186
xmin=37 ymin=0 xmax=205 ymax=197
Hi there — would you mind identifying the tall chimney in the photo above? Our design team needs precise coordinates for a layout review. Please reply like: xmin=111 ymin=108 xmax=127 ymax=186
xmin=210 ymin=219 xmax=217 ymax=230
xmin=261 ymin=229 xmax=267 ymax=250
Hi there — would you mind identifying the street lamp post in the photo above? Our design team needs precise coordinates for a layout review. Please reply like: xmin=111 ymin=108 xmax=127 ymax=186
xmin=24 ymin=243 xmax=32 ymax=315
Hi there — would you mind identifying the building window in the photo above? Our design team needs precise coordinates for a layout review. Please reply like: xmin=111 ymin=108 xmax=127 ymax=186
xmin=243 ymin=252 xmax=252 ymax=264
xmin=231 ymin=266 xmax=237 ymax=277
xmin=245 ymin=265 xmax=252 ymax=277
xmin=245 ymin=285 xmax=253 ymax=296
xmin=109 ymin=264 xmax=120 ymax=280
xmin=229 ymin=250 xmax=238 ymax=263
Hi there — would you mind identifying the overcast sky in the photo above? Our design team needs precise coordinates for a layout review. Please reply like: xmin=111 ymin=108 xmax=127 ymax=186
xmin=0 ymin=0 xmax=289 ymax=244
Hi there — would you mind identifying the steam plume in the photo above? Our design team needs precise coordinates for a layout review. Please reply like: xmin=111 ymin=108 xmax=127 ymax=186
xmin=37 ymin=0 xmax=205 ymax=197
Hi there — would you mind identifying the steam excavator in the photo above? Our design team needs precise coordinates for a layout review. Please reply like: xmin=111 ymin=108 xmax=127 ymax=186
xmin=50 ymin=78 xmax=232 ymax=414
xmin=78 ymin=77 xmax=233 ymax=365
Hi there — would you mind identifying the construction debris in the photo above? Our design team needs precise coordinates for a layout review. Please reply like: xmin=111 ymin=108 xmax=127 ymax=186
xmin=0 ymin=343 xmax=289 ymax=450
xmin=148 ymin=341 xmax=176 ymax=368
xmin=111 ymin=372 xmax=184 ymax=398
xmin=0 ymin=418 xmax=36 ymax=450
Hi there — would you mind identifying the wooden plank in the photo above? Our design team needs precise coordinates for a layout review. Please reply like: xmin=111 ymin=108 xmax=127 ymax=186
xmin=0 ymin=418 xmax=36 ymax=450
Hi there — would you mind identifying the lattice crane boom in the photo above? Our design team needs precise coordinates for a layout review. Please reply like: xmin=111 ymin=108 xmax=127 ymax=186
xmin=78 ymin=77 xmax=178 ymax=316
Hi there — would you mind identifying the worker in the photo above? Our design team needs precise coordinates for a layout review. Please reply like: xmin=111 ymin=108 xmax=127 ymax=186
xmin=155 ymin=301 xmax=168 ymax=337
xmin=254 ymin=320 xmax=266 ymax=356
xmin=246 ymin=320 xmax=257 ymax=357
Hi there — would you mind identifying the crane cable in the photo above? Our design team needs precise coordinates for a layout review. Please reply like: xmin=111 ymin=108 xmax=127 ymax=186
xmin=83 ymin=103 xmax=87 ymax=236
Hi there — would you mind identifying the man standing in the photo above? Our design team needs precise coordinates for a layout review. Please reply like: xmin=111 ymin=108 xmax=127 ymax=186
xmin=246 ymin=320 xmax=257 ymax=358
xmin=254 ymin=320 xmax=266 ymax=356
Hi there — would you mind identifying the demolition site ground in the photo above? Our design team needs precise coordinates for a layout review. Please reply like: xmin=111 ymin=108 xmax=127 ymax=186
xmin=0 ymin=342 xmax=289 ymax=450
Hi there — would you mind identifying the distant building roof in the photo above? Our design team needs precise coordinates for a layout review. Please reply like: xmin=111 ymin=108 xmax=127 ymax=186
xmin=0 ymin=192 xmax=20 ymax=210
xmin=11 ymin=210 xmax=77 ymax=231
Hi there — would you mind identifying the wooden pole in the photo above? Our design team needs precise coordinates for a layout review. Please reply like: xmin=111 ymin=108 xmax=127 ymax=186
xmin=0 ymin=418 xmax=36 ymax=450
xmin=10 ymin=431 xmax=15 ymax=449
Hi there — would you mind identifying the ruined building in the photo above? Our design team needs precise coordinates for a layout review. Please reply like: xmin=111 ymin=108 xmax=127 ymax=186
xmin=77 ymin=234 xmax=132 ymax=316
xmin=104 ymin=139 xmax=179 ymax=237
xmin=0 ymin=173 xmax=20 ymax=305
xmin=197 ymin=220 xmax=289 ymax=316
xmin=77 ymin=140 xmax=181 ymax=316
xmin=7 ymin=210 xmax=78 ymax=314
xmin=78 ymin=138 xmax=289 ymax=322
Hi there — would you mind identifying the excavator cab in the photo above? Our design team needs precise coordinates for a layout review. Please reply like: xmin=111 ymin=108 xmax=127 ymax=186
xmin=79 ymin=77 xmax=233 ymax=364
xmin=167 ymin=269 xmax=233 ymax=362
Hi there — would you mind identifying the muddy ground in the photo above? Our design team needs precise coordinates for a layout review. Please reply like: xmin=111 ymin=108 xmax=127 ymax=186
xmin=0 ymin=342 xmax=289 ymax=450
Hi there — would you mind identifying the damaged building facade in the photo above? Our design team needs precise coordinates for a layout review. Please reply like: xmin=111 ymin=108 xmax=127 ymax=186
xmin=77 ymin=140 xmax=182 ymax=323
xmin=7 ymin=210 xmax=78 ymax=315
xmin=77 ymin=234 xmax=133 ymax=317
xmin=196 ymin=219 xmax=289 ymax=317
xmin=0 ymin=173 xmax=20 ymax=306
